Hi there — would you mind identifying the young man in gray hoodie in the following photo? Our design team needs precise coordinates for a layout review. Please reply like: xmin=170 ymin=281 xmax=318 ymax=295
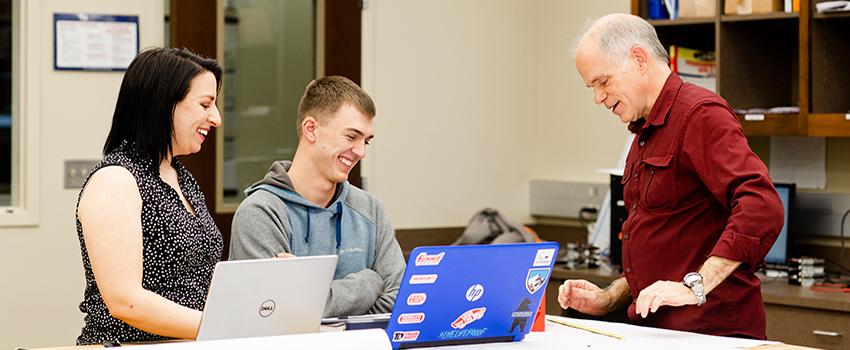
xmin=229 ymin=76 xmax=405 ymax=317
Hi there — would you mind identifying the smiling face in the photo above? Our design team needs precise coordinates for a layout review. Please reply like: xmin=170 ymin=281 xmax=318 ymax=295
xmin=308 ymin=103 xmax=374 ymax=184
xmin=171 ymin=71 xmax=221 ymax=157
xmin=576 ymin=39 xmax=649 ymax=124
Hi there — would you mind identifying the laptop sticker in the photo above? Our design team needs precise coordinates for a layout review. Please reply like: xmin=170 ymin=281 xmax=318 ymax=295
xmin=392 ymin=330 xmax=420 ymax=342
xmin=525 ymin=268 xmax=550 ymax=294
xmin=451 ymin=307 xmax=487 ymax=329
xmin=465 ymin=284 xmax=484 ymax=302
xmin=533 ymin=248 xmax=556 ymax=267
xmin=439 ymin=327 xmax=488 ymax=340
xmin=398 ymin=313 xmax=426 ymax=324
xmin=409 ymin=274 xmax=438 ymax=284
xmin=509 ymin=298 xmax=533 ymax=333
xmin=415 ymin=252 xmax=445 ymax=266
xmin=407 ymin=293 xmax=427 ymax=306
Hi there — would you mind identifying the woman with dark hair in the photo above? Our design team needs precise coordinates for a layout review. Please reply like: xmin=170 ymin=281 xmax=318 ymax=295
xmin=75 ymin=47 xmax=223 ymax=344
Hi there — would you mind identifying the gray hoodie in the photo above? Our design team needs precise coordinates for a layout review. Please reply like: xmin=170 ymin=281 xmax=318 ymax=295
xmin=229 ymin=160 xmax=405 ymax=317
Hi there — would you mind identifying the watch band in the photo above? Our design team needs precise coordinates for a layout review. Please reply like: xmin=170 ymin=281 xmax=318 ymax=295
xmin=683 ymin=272 xmax=707 ymax=306
xmin=691 ymin=281 xmax=706 ymax=306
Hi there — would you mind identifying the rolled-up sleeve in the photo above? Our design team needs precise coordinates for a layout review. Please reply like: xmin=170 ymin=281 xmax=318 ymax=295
xmin=681 ymin=102 xmax=785 ymax=271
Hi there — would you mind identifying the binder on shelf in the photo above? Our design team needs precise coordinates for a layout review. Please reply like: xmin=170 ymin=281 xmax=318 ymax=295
xmin=648 ymin=0 xmax=679 ymax=20
xmin=785 ymin=0 xmax=801 ymax=13
xmin=664 ymin=0 xmax=679 ymax=19
xmin=648 ymin=0 xmax=671 ymax=19
xmin=669 ymin=45 xmax=716 ymax=93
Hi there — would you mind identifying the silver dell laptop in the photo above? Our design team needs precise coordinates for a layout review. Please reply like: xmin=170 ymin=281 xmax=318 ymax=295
xmin=196 ymin=255 xmax=338 ymax=341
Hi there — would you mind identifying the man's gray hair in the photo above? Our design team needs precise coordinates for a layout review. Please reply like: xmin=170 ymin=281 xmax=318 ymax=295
xmin=573 ymin=14 xmax=670 ymax=66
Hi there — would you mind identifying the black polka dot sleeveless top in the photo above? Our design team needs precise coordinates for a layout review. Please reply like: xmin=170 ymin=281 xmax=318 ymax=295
xmin=75 ymin=142 xmax=223 ymax=345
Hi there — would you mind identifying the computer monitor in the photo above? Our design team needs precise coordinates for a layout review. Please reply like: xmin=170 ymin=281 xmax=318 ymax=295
xmin=609 ymin=174 xmax=627 ymax=269
xmin=764 ymin=183 xmax=795 ymax=265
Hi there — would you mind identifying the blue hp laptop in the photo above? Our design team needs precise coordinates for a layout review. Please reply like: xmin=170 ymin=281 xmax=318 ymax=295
xmin=386 ymin=242 xmax=559 ymax=349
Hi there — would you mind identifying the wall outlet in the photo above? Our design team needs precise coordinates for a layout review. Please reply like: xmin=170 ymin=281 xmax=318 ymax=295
xmin=64 ymin=160 xmax=100 ymax=189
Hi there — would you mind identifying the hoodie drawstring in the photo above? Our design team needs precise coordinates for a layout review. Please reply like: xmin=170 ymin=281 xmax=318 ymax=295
xmin=305 ymin=207 xmax=311 ymax=244
xmin=302 ymin=203 xmax=341 ymax=251
xmin=335 ymin=202 xmax=343 ymax=250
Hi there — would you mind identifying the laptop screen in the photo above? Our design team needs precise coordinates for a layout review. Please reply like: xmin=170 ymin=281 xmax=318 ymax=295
xmin=386 ymin=242 xmax=559 ymax=349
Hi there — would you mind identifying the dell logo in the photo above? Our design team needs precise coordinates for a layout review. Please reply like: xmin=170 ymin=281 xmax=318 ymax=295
xmin=259 ymin=299 xmax=276 ymax=317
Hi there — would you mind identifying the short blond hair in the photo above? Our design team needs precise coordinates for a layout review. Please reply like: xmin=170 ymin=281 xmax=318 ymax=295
xmin=296 ymin=76 xmax=376 ymax=136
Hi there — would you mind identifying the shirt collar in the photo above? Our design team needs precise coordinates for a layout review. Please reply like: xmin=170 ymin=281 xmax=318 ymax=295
xmin=634 ymin=72 xmax=682 ymax=131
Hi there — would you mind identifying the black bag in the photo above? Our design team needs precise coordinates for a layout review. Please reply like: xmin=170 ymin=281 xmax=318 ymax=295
xmin=453 ymin=208 xmax=535 ymax=245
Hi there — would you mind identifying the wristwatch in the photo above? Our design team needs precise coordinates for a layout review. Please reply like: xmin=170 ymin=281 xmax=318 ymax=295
xmin=683 ymin=272 xmax=707 ymax=306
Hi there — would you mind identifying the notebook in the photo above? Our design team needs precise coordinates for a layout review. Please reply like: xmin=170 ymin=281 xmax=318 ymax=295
xmin=196 ymin=255 xmax=338 ymax=341
xmin=385 ymin=242 xmax=559 ymax=349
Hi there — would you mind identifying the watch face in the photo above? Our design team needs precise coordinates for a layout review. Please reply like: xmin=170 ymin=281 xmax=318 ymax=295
xmin=684 ymin=273 xmax=701 ymax=286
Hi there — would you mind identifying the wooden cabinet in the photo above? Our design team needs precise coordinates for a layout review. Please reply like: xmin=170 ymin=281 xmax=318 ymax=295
xmin=761 ymin=279 xmax=850 ymax=350
xmin=765 ymin=304 xmax=848 ymax=350
xmin=632 ymin=0 xmax=850 ymax=137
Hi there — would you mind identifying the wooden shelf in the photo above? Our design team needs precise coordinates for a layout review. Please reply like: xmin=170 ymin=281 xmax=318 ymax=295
xmin=737 ymin=114 xmax=800 ymax=136
xmin=811 ymin=15 xmax=850 ymax=116
xmin=635 ymin=0 xmax=850 ymax=138
xmin=648 ymin=17 xmax=715 ymax=26
xmin=721 ymin=12 xmax=800 ymax=22
xmin=720 ymin=20 xmax=798 ymax=111
xmin=807 ymin=113 xmax=850 ymax=137
xmin=813 ymin=11 xmax=850 ymax=19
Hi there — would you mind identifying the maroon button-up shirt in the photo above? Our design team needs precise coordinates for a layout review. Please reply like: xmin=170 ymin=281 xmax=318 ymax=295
xmin=620 ymin=73 xmax=783 ymax=339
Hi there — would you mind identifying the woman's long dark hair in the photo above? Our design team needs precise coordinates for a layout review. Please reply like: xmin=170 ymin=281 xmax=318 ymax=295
xmin=103 ymin=47 xmax=222 ymax=164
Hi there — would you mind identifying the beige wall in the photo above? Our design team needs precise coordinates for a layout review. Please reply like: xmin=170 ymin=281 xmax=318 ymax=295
xmin=361 ymin=0 xmax=630 ymax=228
xmin=531 ymin=1 xmax=632 ymax=183
xmin=0 ymin=1 xmax=163 ymax=348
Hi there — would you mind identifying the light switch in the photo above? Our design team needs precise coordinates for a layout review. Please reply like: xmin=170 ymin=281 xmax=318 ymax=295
xmin=64 ymin=160 xmax=100 ymax=189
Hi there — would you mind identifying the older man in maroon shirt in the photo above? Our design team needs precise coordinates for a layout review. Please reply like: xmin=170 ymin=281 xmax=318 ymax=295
xmin=558 ymin=14 xmax=784 ymax=339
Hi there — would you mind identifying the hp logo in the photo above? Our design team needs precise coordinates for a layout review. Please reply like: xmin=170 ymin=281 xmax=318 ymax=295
xmin=466 ymin=284 xmax=484 ymax=302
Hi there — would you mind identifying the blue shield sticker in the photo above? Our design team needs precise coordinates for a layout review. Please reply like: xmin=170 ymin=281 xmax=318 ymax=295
xmin=525 ymin=268 xmax=549 ymax=294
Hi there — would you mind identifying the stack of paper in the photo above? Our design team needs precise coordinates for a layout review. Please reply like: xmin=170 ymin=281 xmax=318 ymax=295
xmin=816 ymin=1 xmax=850 ymax=12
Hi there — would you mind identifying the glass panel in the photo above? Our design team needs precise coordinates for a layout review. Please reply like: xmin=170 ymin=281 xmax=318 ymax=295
xmin=1 ymin=0 xmax=13 ymax=206
xmin=222 ymin=0 xmax=315 ymax=204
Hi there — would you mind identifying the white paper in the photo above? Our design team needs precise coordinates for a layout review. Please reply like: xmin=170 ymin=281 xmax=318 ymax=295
xmin=816 ymin=1 xmax=850 ymax=12
xmin=769 ymin=137 xmax=826 ymax=190
xmin=56 ymin=16 xmax=138 ymax=70
xmin=127 ymin=329 xmax=391 ymax=350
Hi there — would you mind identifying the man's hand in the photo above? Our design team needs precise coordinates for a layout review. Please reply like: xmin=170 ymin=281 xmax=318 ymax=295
xmin=275 ymin=252 xmax=296 ymax=259
xmin=635 ymin=280 xmax=697 ymax=318
xmin=558 ymin=279 xmax=616 ymax=316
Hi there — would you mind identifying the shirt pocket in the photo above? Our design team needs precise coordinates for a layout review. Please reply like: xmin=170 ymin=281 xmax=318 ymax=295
xmin=640 ymin=154 xmax=677 ymax=209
